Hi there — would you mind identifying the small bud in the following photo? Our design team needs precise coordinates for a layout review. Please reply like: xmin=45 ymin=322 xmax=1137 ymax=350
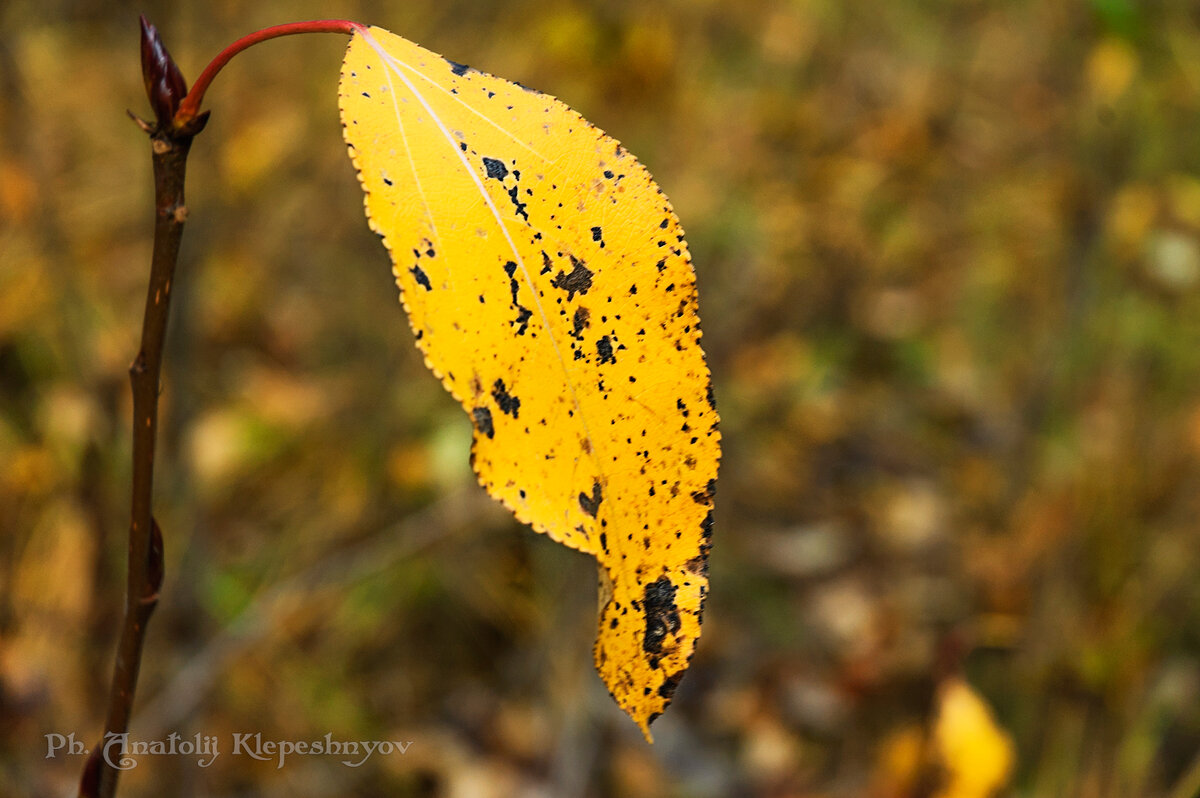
xmin=146 ymin=517 xmax=165 ymax=600
xmin=140 ymin=15 xmax=188 ymax=130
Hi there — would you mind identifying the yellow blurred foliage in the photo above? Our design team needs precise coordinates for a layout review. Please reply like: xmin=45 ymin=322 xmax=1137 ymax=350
xmin=933 ymin=678 xmax=1016 ymax=798
xmin=0 ymin=159 xmax=38 ymax=222
xmin=1108 ymin=183 xmax=1159 ymax=258
xmin=2 ymin=500 xmax=93 ymax=708
xmin=1087 ymin=38 xmax=1138 ymax=104
xmin=0 ymin=248 xmax=52 ymax=338
xmin=872 ymin=679 xmax=1015 ymax=798
xmin=536 ymin=7 xmax=600 ymax=66
xmin=872 ymin=724 xmax=926 ymax=798
xmin=621 ymin=15 xmax=677 ymax=85
xmin=219 ymin=108 xmax=305 ymax=194
xmin=1167 ymin=173 xmax=1200 ymax=228
xmin=386 ymin=441 xmax=433 ymax=492
xmin=187 ymin=408 xmax=267 ymax=490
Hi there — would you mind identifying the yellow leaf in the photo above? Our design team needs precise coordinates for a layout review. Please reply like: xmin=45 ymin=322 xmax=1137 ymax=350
xmin=871 ymin=724 xmax=926 ymax=798
xmin=338 ymin=26 xmax=720 ymax=739
xmin=1086 ymin=38 xmax=1138 ymax=104
xmin=933 ymin=678 xmax=1016 ymax=798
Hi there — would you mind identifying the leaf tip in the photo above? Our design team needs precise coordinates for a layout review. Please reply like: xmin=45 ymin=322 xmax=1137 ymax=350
xmin=638 ymin=714 xmax=656 ymax=744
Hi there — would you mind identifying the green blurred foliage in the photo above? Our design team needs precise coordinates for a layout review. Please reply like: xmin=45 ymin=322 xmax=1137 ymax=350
xmin=3 ymin=0 xmax=1200 ymax=796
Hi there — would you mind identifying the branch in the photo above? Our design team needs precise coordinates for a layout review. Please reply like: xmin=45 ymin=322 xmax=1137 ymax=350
xmin=80 ymin=16 xmax=360 ymax=796
xmin=78 ymin=19 xmax=198 ymax=798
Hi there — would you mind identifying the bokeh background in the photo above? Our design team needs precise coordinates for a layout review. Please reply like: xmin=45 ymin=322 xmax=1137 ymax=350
xmin=4 ymin=0 xmax=1200 ymax=796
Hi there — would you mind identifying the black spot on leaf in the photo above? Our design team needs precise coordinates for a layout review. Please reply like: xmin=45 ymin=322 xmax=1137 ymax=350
xmin=503 ymin=261 xmax=521 ymax=305
xmin=642 ymin=576 xmax=681 ymax=656
xmin=572 ymin=306 xmax=591 ymax=339
xmin=410 ymin=265 xmax=432 ymax=291
xmin=579 ymin=480 xmax=603 ymax=517
xmin=513 ymin=305 xmax=532 ymax=335
xmin=699 ymin=510 xmax=714 ymax=557
xmin=507 ymin=185 xmax=529 ymax=220
xmin=597 ymin=336 xmax=616 ymax=365
xmin=658 ymin=670 xmax=684 ymax=700
xmin=551 ymin=256 xmax=594 ymax=300
xmin=483 ymin=157 xmax=508 ymax=179
xmin=447 ymin=59 xmax=471 ymax=76
xmin=690 ymin=478 xmax=717 ymax=505
xmin=491 ymin=378 xmax=521 ymax=418
xmin=472 ymin=406 xmax=494 ymax=439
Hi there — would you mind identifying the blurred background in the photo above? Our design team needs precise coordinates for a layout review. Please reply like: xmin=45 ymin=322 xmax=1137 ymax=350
xmin=3 ymin=0 xmax=1200 ymax=795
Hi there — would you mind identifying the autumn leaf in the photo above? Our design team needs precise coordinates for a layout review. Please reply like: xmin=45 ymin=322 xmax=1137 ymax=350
xmin=338 ymin=25 xmax=719 ymax=738
xmin=932 ymin=678 xmax=1015 ymax=798
xmin=871 ymin=678 xmax=1015 ymax=798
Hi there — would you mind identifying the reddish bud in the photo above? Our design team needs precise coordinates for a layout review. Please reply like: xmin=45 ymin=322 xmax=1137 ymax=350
xmin=140 ymin=15 xmax=188 ymax=130
xmin=146 ymin=517 xmax=165 ymax=600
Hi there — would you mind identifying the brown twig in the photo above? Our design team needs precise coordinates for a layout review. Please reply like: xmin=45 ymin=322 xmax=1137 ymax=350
xmin=78 ymin=18 xmax=204 ymax=798
xmin=79 ymin=118 xmax=190 ymax=798
xmin=80 ymin=16 xmax=360 ymax=796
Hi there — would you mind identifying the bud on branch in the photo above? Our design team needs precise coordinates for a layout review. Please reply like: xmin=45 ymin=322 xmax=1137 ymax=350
xmin=139 ymin=16 xmax=189 ymax=131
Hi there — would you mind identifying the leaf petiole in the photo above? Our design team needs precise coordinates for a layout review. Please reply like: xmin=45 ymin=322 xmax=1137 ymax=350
xmin=173 ymin=18 xmax=365 ymax=128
